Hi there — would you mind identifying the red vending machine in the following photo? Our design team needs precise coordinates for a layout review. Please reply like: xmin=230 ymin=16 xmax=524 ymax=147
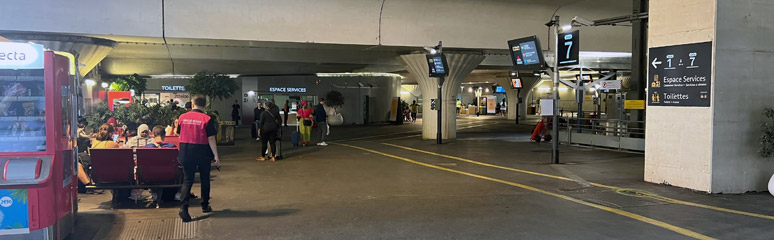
xmin=0 ymin=42 xmax=78 ymax=240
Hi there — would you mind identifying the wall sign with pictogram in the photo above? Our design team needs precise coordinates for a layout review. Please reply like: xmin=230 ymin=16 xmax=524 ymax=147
xmin=648 ymin=41 xmax=712 ymax=107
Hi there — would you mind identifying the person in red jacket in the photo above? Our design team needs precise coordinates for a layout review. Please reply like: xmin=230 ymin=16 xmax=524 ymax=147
xmin=177 ymin=95 xmax=221 ymax=222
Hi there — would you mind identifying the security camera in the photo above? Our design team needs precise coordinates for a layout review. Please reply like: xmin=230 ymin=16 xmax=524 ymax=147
xmin=571 ymin=16 xmax=595 ymax=26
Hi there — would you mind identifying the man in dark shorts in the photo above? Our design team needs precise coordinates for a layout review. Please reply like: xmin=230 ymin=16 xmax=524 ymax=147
xmin=177 ymin=95 xmax=221 ymax=222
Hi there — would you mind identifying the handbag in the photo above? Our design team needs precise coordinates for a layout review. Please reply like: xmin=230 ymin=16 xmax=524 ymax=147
xmin=303 ymin=119 xmax=312 ymax=126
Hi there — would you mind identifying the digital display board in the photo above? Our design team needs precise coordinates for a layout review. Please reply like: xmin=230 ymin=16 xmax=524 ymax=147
xmin=511 ymin=78 xmax=523 ymax=89
xmin=495 ymin=86 xmax=506 ymax=93
xmin=426 ymin=54 xmax=449 ymax=77
xmin=558 ymin=30 xmax=580 ymax=67
xmin=508 ymin=36 xmax=546 ymax=70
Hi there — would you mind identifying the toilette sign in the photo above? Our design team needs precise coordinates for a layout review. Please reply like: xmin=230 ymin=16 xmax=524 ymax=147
xmin=0 ymin=42 xmax=44 ymax=69
xmin=269 ymin=87 xmax=307 ymax=93
xmin=648 ymin=41 xmax=712 ymax=107
xmin=161 ymin=85 xmax=186 ymax=91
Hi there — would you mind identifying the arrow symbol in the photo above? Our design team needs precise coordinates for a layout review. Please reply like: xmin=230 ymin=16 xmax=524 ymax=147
xmin=652 ymin=58 xmax=662 ymax=69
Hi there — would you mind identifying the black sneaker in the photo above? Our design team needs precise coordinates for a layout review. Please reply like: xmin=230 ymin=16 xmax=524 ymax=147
xmin=202 ymin=205 xmax=212 ymax=213
xmin=179 ymin=208 xmax=192 ymax=222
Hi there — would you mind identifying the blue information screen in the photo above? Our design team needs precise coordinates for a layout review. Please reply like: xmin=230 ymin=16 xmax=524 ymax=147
xmin=508 ymin=36 xmax=545 ymax=70
xmin=0 ymin=189 xmax=30 ymax=235
xmin=430 ymin=56 xmax=445 ymax=75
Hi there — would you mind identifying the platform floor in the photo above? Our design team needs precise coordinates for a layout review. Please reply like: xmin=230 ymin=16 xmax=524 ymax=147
xmin=72 ymin=116 xmax=774 ymax=240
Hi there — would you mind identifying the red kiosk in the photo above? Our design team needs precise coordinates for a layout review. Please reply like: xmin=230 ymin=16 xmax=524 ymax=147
xmin=0 ymin=42 xmax=78 ymax=240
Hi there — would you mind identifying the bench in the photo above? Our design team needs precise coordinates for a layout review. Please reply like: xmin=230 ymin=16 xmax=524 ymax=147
xmin=87 ymin=148 xmax=135 ymax=206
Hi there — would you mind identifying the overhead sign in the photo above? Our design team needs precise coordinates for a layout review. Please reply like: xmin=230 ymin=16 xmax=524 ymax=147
xmin=0 ymin=42 xmax=44 ymax=69
xmin=426 ymin=54 xmax=449 ymax=77
xmin=558 ymin=30 xmax=580 ymax=67
xmin=161 ymin=85 xmax=186 ymax=91
xmin=625 ymin=100 xmax=646 ymax=110
xmin=508 ymin=35 xmax=546 ymax=70
xmin=269 ymin=87 xmax=307 ymax=93
xmin=648 ymin=41 xmax=712 ymax=107
xmin=598 ymin=80 xmax=621 ymax=90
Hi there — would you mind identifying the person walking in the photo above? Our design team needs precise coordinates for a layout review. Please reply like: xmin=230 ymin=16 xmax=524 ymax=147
xmin=283 ymin=100 xmax=290 ymax=127
xmin=297 ymin=101 xmax=313 ymax=146
xmin=257 ymin=102 xmax=281 ymax=161
xmin=177 ymin=95 xmax=220 ymax=222
xmin=231 ymin=100 xmax=241 ymax=126
xmin=314 ymin=98 xmax=328 ymax=146
xmin=252 ymin=102 xmax=264 ymax=141
xmin=410 ymin=100 xmax=419 ymax=123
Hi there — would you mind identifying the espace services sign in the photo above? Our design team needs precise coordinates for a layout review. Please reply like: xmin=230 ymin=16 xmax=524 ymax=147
xmin=0 ymin=42 xmax=44 ymax=69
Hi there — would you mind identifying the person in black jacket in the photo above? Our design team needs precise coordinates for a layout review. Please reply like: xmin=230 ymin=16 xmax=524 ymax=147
xmin=252 ymin=102 xmax=264 ymax=140
xmin=257 ymin=102 xmax=281 ymax=162
xmin=314 ymin=98 xmax=328 ymax=146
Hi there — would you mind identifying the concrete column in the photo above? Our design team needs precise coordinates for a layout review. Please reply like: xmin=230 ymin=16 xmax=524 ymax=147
xmin=399 ymin=53 xmax=485 ymax=140
xmin=645 ymin=0 xmax=774 ymax=193
xmin=494 ymin=76 xmax=540 ymax=121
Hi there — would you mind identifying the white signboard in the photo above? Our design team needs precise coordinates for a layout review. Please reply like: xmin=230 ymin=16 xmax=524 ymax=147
xmin=540 ymin=99 xmax=554 ymax=116
xmin=269 ymin=87 xmax=307 ymax=93
xmin=598 ymin=80 xmax=622 ymax=90
xmin=0 ymin=42 xmax=44 ymax=69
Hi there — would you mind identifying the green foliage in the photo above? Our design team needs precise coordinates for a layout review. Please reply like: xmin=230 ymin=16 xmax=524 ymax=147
xmin=10 ymin=189 xmax=27 ymax=204
xmin=86 ymin=101 xmax=186 ymax=130
xmin=325 ymin=90 xmax=344 ymax=107
xmin=187 ymin=71 xmax=239 ymax=109
xmin=112 ymin=74 xmax=148 ymax=97
xmin=760 ymin=108 xmax=774 ymax=158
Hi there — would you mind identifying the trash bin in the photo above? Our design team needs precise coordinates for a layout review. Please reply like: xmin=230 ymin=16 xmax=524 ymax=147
xmin=217 ymin=121 xmax=236 ymax=145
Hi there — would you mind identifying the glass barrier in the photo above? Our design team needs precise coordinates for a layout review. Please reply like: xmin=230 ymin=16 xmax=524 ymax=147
xmin=0 ymin=69 xmax=46 ymax=152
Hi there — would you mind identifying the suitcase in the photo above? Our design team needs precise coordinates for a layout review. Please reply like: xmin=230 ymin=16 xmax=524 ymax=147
xmin=292 ymin=131 xmax=300 ymax=147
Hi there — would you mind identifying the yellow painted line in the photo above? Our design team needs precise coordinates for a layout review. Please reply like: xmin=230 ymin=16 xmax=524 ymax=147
xmin=383 ymin=143 xmax=774 ymax=221
xmin=336 ymin=143 xmax=715 ymax=240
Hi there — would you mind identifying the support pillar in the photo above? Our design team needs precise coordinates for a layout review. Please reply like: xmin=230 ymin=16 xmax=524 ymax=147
xmin=399 ymin=53 xmax=485 ymax=140
xmin=646 ymin=0 xmax=774 ymax=193
xmin=495 ymin=76 xmax=540 ymax=121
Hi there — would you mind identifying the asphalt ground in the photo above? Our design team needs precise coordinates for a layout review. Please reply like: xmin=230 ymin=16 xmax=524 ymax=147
xmin=72 ymin=115 xmax=774 ymax=240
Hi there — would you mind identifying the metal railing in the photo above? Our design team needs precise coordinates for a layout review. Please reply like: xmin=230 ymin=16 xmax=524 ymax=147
xmin=559 ymin=117 xmax=645 ymax=138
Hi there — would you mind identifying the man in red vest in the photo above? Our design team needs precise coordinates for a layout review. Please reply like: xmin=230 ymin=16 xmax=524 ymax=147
xmin=177 ymin=95 xmax=220 ymax=222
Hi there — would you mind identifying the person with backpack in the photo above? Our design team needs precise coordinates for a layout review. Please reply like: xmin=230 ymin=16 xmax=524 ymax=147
xmin=257 ymin=102 xmax=281 ymax=162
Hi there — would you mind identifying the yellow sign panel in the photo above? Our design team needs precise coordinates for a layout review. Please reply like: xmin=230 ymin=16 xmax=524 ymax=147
xmin=625 ymin=100 xmax=646 ymax=110
xmin=584 ymin=96 xmax=593 ymax=101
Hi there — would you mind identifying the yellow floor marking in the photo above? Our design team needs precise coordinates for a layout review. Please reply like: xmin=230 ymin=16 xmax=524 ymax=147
xmin=336 ymin=143 xmax=715 ymax=240
xmin=382 ymin=143 xmax=774 ymax=221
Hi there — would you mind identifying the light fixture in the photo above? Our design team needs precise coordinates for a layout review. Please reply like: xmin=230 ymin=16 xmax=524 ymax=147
xmin=85 ymin=79 xmax=96 ymax=86
xmin=468 ymin=87 xmax=473 ymax=93
xmin=589 ymin=87 xmax=597 ymax=92
xmin=485 ymin=88 xmax=490 ymax=93
xmin=561 ymin=25 xmax=573 ymax=32
xmin=510 ymin=72 xmax=516 ymax=76
xmin=101 ymin=82 xmax=108 ymax=88
xmin=559 ymin=87 xmax=569 ymax=91
xmin=533 ymin=71 xmax=541 ymax=77
xmin=130 ymin=89 xmax=135 ymax=96
xmin=538 ymin=87 xmax=551 ymax=91
xmin=149 ymin=74 xmax=194 ymax=79
xmin=400 ymin=91 xmax=410 ymax=95
xmin=315 ymin=72 xmax=404 ymax=79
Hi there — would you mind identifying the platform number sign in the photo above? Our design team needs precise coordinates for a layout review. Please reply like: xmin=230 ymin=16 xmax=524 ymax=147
xmin=558 ymin=30 xmax=580 ymax=67
xmin=648 ymin=41 xmax=712 ymax=107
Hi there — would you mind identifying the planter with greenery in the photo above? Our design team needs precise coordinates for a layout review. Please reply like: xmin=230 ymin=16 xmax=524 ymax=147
xmin=86 ymin=101 xmax=186 ymax=131
xmin=325 ymin=90 xmax=344 ymax=126
xmin=186 ymin=71 xmax=239 ymax=109
xmin=758 ymin=108 xmax=774 ymax=196
xmin=112 ymin=74 xmax=147 ymax=100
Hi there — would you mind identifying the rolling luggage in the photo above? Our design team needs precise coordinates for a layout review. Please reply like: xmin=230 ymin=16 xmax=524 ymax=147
xmin=292 ymin=125 xmax=300 ymax=147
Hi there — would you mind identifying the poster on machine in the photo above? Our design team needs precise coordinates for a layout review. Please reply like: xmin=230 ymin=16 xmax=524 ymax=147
xmin=0 ymin=189 xmax=30 ymax=235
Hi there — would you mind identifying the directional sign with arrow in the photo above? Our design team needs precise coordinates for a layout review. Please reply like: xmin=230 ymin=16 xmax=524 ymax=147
xmin=648 ymin=41 xmax=712 ymax=107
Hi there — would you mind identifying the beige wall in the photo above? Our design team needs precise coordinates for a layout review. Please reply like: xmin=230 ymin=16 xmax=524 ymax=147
xmin=644 ymin=0 xmax=716 ymax=192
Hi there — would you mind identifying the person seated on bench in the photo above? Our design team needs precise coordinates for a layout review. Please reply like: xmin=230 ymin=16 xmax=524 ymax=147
xmin=144 ymin=125 xmax=177 ymax=148
xmin=126 ymin=124 xmax=153 ymax=148
xmin=92 ymin=123 xmax=119 ymax=149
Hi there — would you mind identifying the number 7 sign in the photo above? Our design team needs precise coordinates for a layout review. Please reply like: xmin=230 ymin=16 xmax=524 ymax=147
xmin=558 ymin=30 xmax=580 ymax=67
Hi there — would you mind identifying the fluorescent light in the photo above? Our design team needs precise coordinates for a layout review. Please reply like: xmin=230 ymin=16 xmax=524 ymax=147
xmin=559 ymin=87 xmax=569 ymax=91
xmin=101 ymin=82 xmax=108 ymax=88
xmin=150 ymin=74 xmax=194 ymax=79
xmin=316 ymin=72 xmax=404 ymax=79
xmin=400 ymin=91 xmax=410 ymax=95
xmin=429 ymin=48 xmax=438 ymax=54
xmin=510 ymin=72 xmax=516 ymax=76
xmin=561 ymin=25 xmax=572 ymax=31
xmin=579 ymin=51 xmax=632 ymax=58
xmin=485 ymin=88 xmax=490 ymax=93
xmin=538 ymin=87 xmax=551 ymax=91
xmin=468 ymin=87 xmax=473 ymax=93
xmin=85 ymin=79 xmax=96 ymax=86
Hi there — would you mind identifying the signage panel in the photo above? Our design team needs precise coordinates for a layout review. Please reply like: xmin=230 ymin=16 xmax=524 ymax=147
xmin=558 ymin=30 xmax=580 ymax=67
xmin=0 ymin=42 xmax=44 ymax=70
xmin=648 ymin=41 xmax=712 ymax=107
xmin=0 ymin=189 xmax=30 ymax=235
xmin=511 ymin=78 xmax=523 ymax=89
xmin=625 ymin=100 xmax=646 ymax=110
xmin=426 ymin=54 xmax=449 ymax=77
xmin=507 ymin=36 xmax=547 ymax=70
xmin=598 ymin=80 xmax=622 ymax=90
